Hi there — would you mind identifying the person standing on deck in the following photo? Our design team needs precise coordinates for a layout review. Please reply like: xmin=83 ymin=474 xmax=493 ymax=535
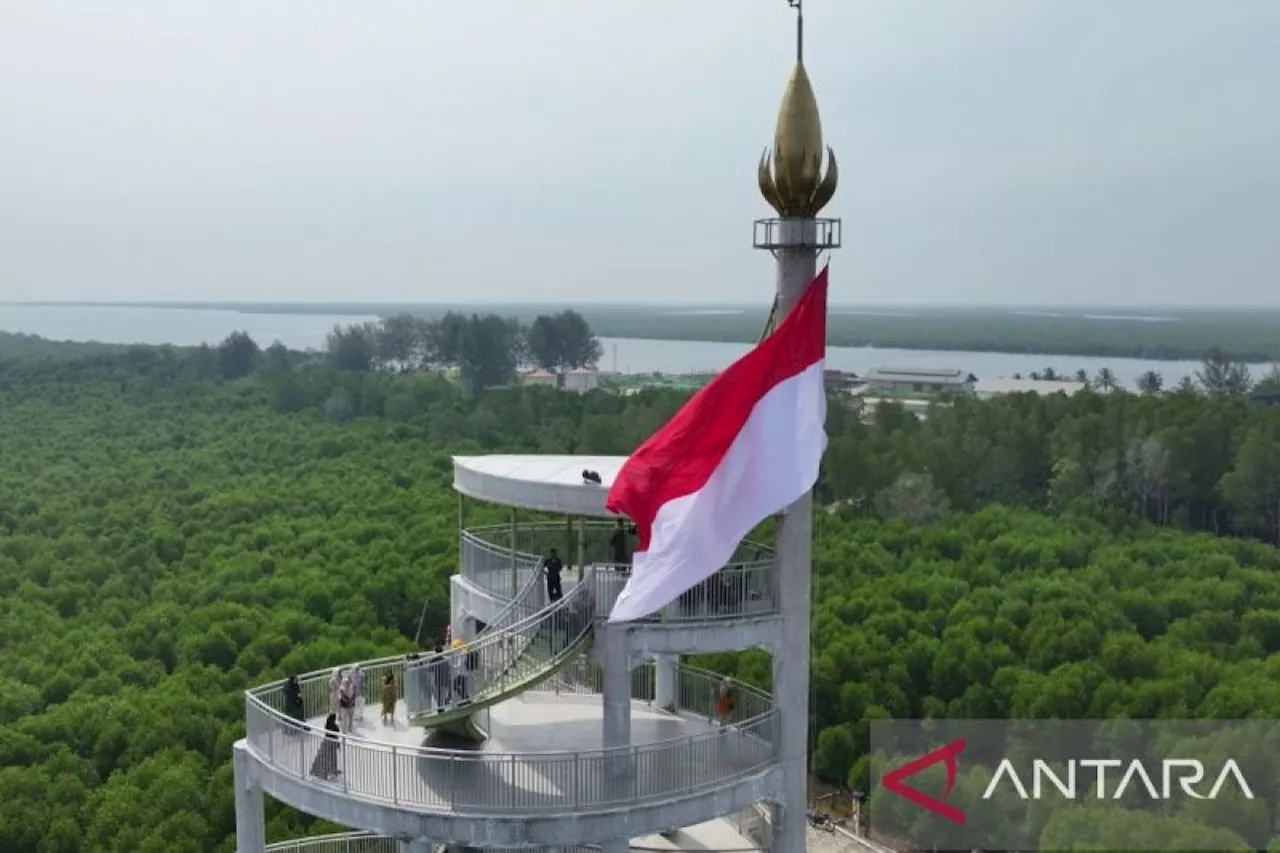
xmin=352 ymin=665 xmax=366 ymax=723
xmin=283 ymin=675 xmax=306 ymax=726
xmin=609 ymin=519 xmax=635 ymax=569
xmin=310 ymin=713 xmax=341 ymax=779
xmin=337 ymin=674 xmax=357 ymax=733
xmin=429 ymin=645 xmax=451 ymax=711
xmin=714 ymin=677 xmax=735 ymax=729
xmin=328 ymin=667 xmax=343 ymax=716
xmin=380 ymin=672 xmax=397 ymax=725
xmin=541 ymin=548 xmax=564 ymax=602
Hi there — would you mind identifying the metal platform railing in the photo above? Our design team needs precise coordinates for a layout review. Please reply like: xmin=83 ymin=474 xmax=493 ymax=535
xmin=245 ymin=662 xmax=778 ymax=815
xmin=264 ymin=831 xmax=769 ymax=853
xmin=402 ymin=582 xmax=594 ymax=726
xmin=265 ymin=834 xmax=399 ymax=853
xmin=460 ymin=523 xmax=778 ymax=622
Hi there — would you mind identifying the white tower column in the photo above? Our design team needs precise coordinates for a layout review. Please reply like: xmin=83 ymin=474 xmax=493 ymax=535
xmin=753 ymin=33 xmax=840 ymax=848
xmin=602 ymin=624 xmax=633 ymax=853
xmin=771 ymin=240 xmax=818 ymax=853
xmin=655 ymin=653 xmax=679 ymax=711
xmin=233 ymin=742 xmax=266 ymax=853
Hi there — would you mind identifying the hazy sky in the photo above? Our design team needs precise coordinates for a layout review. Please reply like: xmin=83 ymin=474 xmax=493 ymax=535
xmin=3 ymin=1 xmax=1278 ymax=306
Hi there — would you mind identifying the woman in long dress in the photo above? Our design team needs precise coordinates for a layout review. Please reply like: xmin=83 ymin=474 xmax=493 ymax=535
xmin=283 ymin=675 xmax=306 ymax=725
xmin=328 ymin=668 xmax=343 ymax=716
xmin=310 ymin=713 xmax=341 ymax=779
xmin=337 ymin=675 xmax=357 ymax=734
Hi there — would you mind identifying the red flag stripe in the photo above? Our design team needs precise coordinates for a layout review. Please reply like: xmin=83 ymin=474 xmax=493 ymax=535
xmin=605 ymin=266 xmax=829 ymax=551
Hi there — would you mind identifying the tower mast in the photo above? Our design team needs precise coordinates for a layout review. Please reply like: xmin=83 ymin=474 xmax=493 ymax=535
xmin=789 ymin=0 xmax=803 ymax=63
xmin=752 ymin=3 xmax=841 ymax=851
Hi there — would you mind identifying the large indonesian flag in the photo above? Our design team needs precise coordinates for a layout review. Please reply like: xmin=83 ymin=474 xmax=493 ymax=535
xmin=606 ymin=267 xmax=830 ymax=623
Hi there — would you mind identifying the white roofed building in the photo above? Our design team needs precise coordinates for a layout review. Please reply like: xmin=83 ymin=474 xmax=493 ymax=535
xmin=861 ymin=367 xmax=976 ymax=394
xmin=974 ymin=377 xmax=1088 ymax=399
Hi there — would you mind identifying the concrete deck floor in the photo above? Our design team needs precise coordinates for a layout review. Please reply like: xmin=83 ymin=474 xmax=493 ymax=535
xmin=348 ymin=690 xmax=701 ymax=752
xmin=255 ymin=689 xmax=773 ymax=820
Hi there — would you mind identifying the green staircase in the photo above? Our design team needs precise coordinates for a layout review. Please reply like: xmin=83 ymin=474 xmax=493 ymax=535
xmin=404 ymin=579 xmax=594 ymax=741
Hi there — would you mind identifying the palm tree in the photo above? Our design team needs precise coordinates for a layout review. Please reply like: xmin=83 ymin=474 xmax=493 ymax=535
xmin=1095 ymin=367 xmax=1118 ymax=393
xmin=1135 ymin=370 xmax=1164 ymax=396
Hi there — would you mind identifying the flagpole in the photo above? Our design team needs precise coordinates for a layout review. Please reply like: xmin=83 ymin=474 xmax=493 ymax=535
xmin=754 ymin=3 xmax=840 ymax=851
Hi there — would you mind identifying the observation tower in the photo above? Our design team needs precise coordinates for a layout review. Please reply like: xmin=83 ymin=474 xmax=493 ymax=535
xmin=231 ymin=4 xmax=838 ymax=852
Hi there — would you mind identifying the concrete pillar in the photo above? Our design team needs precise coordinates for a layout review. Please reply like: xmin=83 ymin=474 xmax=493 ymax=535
xmin=232 ymin=742 xmax=266 ymax=853
xmin=602 ymin=624 xmax=633 ymax=786
xmin=655 ymin=653 xmax=679 ymax=711
xmin=577 ymin=516 xmax=588 ymax=581
xmin=770 ymin=243 xmax=817 ymax=853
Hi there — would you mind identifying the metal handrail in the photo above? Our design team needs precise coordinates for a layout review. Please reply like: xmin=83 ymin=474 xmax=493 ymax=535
xmin=264 ymin=832 xmax=767 ymax=853
xmin=244 ymin=660 xmax=778 ymax=814
xmin=459 ymin=528 xmax=543 ymax=598
xmin=478 ymin=552 xmax=548 ymax=633
xmin=460 ymin=522 xmax=779 ymax=622
xmin=265 ymin=833 xmax=399 ymax=853
xmin=402 ymin=581 xmax=593 ymax=720
xmin=463 ymin=521 xmax=773 ymax=564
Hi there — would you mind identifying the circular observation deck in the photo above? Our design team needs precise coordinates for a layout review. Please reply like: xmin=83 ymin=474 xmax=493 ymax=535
xmin=264 ymin=811 xmax=770 ymax=853
xmin=241 ymin=659 xmax=780 ymax=847
xmin=452 ymin=455 xmax=783 ymax=652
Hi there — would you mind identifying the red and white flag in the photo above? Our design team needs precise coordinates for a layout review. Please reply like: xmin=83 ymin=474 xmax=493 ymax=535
xmin=606 ymin=267 xmax=830 ymax=623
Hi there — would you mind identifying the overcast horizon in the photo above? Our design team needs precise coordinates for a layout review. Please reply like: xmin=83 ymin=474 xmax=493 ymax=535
xmin=9 ymin=299 xmax=1280 ymax=315
xmin=4 ymin=1 xmax=1279 ymax=307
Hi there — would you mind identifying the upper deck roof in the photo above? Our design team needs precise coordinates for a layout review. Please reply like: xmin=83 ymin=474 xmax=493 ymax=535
xmin=453 ymin=454 xmax=629 ymax=516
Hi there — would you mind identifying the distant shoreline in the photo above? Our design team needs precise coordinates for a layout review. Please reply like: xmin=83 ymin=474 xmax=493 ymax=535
xmin=4 ymin=300 xmax=1279 ymax=362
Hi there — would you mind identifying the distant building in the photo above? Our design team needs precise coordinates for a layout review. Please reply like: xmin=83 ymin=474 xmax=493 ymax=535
xmin=684 ymin=370 xmax=720 ymax=386
xmin=521 ymin=370 xmax=559 ymax=388
xmin=520 ymin=368 xmax=602 ymax=394
xmin=974 ymin=377 xmax=1087 ymax=399
xmin=562 ymin=368 xmax=601 ymax=394
xmin=862 ymin=367 xmax=975 ymax=394
xmin=823 ymin=369 xmax=858 ymax=392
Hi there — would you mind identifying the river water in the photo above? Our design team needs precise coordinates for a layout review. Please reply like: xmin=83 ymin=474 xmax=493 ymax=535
xmin=0 ymin=304 xmax=1260 ymax=390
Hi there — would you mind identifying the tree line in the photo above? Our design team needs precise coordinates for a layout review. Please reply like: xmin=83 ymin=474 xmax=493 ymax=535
xmin=6 ymin=335 xmax=1280 ymax=849
xmin=1017 ymin=346 xmax=1274 ymax=400
xmin=209 ymin=308 xmax=603 ymax=391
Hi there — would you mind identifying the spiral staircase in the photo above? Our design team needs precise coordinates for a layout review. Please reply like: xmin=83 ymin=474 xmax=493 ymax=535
xmin=233 ymin=455 xmax=786 ymax=853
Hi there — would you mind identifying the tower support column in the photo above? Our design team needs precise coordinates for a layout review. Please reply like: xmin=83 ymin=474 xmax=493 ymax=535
xmin=602 ymin=625 xmax=634 ymax=853
xmin=655 ymin=653 xmax=679 ymax=711
xmin=233 ymin=742 xmax=266 ymax=853
xmin=770 ymin=244 xmax=818 ymax=853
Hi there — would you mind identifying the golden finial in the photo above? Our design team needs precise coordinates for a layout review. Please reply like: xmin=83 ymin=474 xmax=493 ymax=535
xmin=759 ymin=60 xmax=838 ymax=218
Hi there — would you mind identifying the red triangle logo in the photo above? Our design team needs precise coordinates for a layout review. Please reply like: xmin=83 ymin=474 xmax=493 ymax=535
xmin=881 ymin=738 xmax=967 ymax=825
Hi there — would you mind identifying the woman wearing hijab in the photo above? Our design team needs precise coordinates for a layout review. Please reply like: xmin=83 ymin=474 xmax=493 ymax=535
xmin=283 ymin=674 xmax=305 ymax=724
xmin=380 ymin=672 xmax=397 ymax=725
xmin=337 ymin=674 xmax=357 ymax=734
xmin=309 ymin=713 xmax=341 ymax=779
xmin=328 ymin=668 xmax=343 ymax=716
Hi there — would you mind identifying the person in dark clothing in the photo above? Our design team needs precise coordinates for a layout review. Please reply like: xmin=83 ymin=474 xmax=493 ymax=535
xmin=283 ymin=674 xmax=305 ymax=724
xmin=609 ymin=519 xmax=628 ymax=566
xmin=542 ymin=548 xmax=564 ymax=602
xmin=310 ymin=713 xmax=341 ymax=779
xmin=429 ymin=645 xmax=451 ymax=712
